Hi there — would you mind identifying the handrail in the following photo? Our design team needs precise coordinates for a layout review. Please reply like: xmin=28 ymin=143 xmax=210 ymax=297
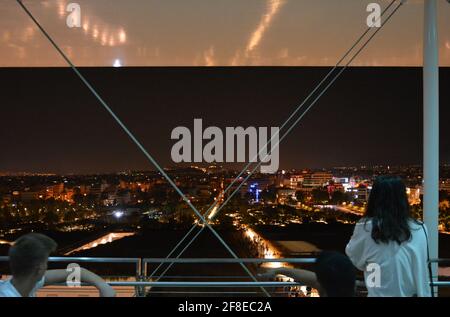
xmin=0 ymin=256 xmax=141 ymax=276
xmin=113 ymin=281 xmax=450 ymax=287
xmin=432 ymin=281 xmax=450 ymax=287
xmin=1 ymin=256 xmax=445 ymax=265
xmin=2 ymin=256 xmax=449 ymax=290
xmin=0 ymin=255 xmax=144 ymax=296
xmin=48 ymin=256 xmax=140 ymax=263
xmin=429 ymin=258 xmax=450 ymax=265
xmin=34 ymin=280 xmax=450 ymax=288
xmin=83 ymin=281 xmax=300 ymax=287
xmin=0 ymin=256 xmax=140 ymax=264
xmin=143 ymin=258 xmax=316 ymax=264
xmin=141 ymin=258 xmax=316 ymax=278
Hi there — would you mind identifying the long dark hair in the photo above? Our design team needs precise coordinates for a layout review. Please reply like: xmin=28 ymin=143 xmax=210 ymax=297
xmin=364 ymin=176 xmax=414 ymax=244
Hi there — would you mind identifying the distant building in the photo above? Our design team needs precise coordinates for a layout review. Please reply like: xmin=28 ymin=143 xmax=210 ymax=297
xmin=406 ymin=186 xmax=421 ymax=205
xmin=327 ymin=182 xmax=345 ymax=194
xmin=347 ymin=184 xmax=370 ymax=203
xmin=440 ymin=180 xmax=450 ymax=193
xmin=289 ymin=174 xmax=305 ymax=189
xmin=332 ymin=177 xmax=350 ymax=190
xmin=245 ymin=177 xmax=274 ymax=202
xmin=275 ymin=170 xmax=290 ymax=187
xmin=251 ymin=177 xmax=275 ymax=190
xmin=100 ymin=181 xmax=110 ymax=192
xmin=1 ymin=194 xmax=12 ymax=204
xmin=276 ymin=187 xmax=296 ymax=204
xmin=333 ymin=177 xmax=349 ymax=184
xmin=248 ymin=183 xmax=262 ymax=202
xmin=116 ymin=190 xmax=131 ymax=205
xmin=89 ymin=185 xmax=102 ymax=199
xmin=44 ymin=183 xmax=64 ymax=199
xmin=21 ymin=187 xmax=45 ymax=201
xmin=61 ymin=188 xmax=74 ymax=203
xmin=195 ymin=184 xmax=213 ymax=199
xmin=303 ymin=172 xmax=333 ymax=188
xmin=102 ymin=189 xmax=119 ymax=206
xmin=79 ymin=185 xmax=89 ymax=195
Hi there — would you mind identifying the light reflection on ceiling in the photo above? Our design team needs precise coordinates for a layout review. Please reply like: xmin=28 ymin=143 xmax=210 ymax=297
xmin=1 ymin=0 xmax=449 ymax=67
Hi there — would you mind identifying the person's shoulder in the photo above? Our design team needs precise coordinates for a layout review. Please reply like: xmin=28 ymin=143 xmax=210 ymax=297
xmin=408 ymin=218 xmax=425 ymax=230
xmin=408 ymin=219 xmax=430 ymax=241
xmin=351 ymin=218 xmax=372 ymax=236
xmin=0 ymin=278 xmax=11 ymax=288
xmin=356 ymin=217 xmax=372 ymax=228
xmin=0 ymin=279 xmax=19 ymax=297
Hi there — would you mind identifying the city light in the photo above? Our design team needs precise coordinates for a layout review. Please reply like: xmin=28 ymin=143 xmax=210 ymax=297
xmin=113 ymin=210 xmax=124 ymax=218
xmin=1 ymin=165 xmax=449 ymax=299
xmin=113 ymin=59 xmax=122 ymax=67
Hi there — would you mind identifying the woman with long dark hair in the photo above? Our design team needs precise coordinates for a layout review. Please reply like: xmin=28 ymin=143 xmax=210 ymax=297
xmin=346 ymin=176 xmax=431 ymax=297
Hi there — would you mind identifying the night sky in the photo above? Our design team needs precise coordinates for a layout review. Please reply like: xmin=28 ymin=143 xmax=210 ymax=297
xmin=1 ymin=1 xmax=449 ymax=174
xmin=0 ymin=68 xmax=450 ymax=173
xmin=0 ymin=67 xmax=449 ymax=174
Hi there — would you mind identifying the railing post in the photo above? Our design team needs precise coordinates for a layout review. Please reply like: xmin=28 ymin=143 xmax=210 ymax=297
xmin=423 ymin=0 xmax=439 ymax=296
xmin=143 ymin=259 xmax=148 ymax=278
xmin=135 ymin=258 xmax=145 ymax=297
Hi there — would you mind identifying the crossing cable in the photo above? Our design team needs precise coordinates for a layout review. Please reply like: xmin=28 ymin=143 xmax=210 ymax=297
xmin=152 ymin=0 xmax=403 ymax=280
xmin=15 ymin=0 xmax=269 ymax=295
xmin=209 ymin=0 xmax=405 ymax=226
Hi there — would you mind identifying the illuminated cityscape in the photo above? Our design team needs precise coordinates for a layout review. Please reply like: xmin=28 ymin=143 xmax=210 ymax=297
xmin=1 ymin=164 xmax=450 ymax=297
xmin=1 ymin=164 xmax=449 ymax=240
xmin=1 ymin=0 xmax=449 ymax=303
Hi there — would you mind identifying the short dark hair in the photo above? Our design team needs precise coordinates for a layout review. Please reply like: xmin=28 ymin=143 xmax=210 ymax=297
xmin=315 ymin=251 xmax=356 ymax=297
xmin=9 ymin=233 xmax=57 ymax=278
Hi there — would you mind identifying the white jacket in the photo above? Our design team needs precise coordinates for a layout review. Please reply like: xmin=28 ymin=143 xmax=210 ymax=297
xmin=346 ymin=218 xmax=431 ymax=297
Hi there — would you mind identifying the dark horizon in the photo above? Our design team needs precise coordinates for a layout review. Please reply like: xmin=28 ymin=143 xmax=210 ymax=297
xmin=0 ymin=162 xmax=448 ymax=177
xmin=1 ymin=66 xmax=449 ymax=174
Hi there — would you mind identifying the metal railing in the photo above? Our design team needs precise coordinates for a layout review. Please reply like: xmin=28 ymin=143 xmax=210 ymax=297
xmin=0 ymin=256 xmax=144 ymax=296
xmin=142 ymin=257 xmax=315 ymax=278
xmin=0 ymin=256 xmax=141 ymax=274
xmin=0 ymin=256 xmax=315 ymax=296
xmin=1 ymin=256 xmax=450 ymax=297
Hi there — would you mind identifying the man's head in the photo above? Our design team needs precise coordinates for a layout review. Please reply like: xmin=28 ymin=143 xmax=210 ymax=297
xmin=8 ymin=233 xmax=57 ymax=282
xmin=315 ymin=251 xmax=356 ymax=297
